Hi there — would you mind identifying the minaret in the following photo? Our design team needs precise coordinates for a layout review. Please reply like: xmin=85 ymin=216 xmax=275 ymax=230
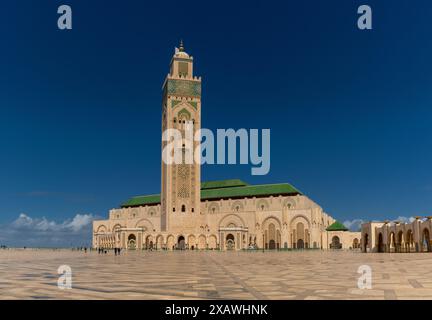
xmin=161 ymin=41 xmax=202 ymax=232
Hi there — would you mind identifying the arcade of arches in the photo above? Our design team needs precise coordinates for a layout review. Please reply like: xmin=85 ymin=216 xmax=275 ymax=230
xmin=93 ymin=215 xmax=360 ymax=251
xmin=362 ymin=218 xmax=432 ymax=253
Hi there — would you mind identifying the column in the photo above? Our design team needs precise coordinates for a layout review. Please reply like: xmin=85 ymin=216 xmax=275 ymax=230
xmin=236 ymin=232 xmax=240 ymax=250
xmin=121 ymin=232 xmax=126 ymax=249
xmin=137 ymin=233 xmax=142 ymax=250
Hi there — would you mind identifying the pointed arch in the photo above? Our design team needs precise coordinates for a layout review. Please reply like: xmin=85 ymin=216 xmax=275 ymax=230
xmin=231 ymin=200 xmax=244 ymax=212
xmin=198 ymin=234 xmax=207 ymax=249
xmin=219 ymin=214 xmax=246 ymax=228
xmin=96 ymin=225 xmax=107 ymax=233
xmin=177 ymin=108 xmax=191 ymax=120
xmin=208 ymin=202 xmax=220 ymax=214
xmin=135 ymin=218 xmax=154 ymax=231
xmin=166 ymin=235 xmax=175 ymax=250
xmin=208 ymin=234 xmax=218 ymax=249
xmin=173 ymin=102 xmax=196 ymax=120
xmin=156 ymin=234 xmax=164 ymax=249
xmin=256 ymin=199 xmax=270 ymax=211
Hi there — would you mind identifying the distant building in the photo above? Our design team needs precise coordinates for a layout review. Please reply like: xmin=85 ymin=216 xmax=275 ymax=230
xmin=92 ymin=43 xmax=360 ymax=251
xmin=361 ymin=217 xmax=432 ymax=253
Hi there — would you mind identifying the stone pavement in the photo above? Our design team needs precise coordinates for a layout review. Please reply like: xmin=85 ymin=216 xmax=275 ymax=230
xmin=1 ymin=249 xmax=432 ymax=300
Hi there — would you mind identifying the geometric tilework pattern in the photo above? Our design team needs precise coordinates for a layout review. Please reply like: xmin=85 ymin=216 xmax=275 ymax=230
xmin=2 ymin=250 xmax=432 ymax=300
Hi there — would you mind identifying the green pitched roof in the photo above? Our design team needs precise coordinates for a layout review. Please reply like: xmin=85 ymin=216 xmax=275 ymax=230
xmin=326 ymin=221 xmax=348 ymax=231
xmin=121 ymin=194 xmax=161 ymax=207
xmin=201 ymin=179 xmax=249 ymax=190
xmin=120 ymin=180 xmax=302 ymax=208
xmin=201 ymin=183 xmax=300 ymax=201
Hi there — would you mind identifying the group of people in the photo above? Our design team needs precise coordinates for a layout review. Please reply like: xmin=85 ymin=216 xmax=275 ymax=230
xmin=97 ymin=247 xmax=122 ymax=255
xmin=97 ymin=248 xmax=107 ymax=254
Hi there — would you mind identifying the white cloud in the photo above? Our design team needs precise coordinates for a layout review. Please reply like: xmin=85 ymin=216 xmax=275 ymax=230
xmin=0 ymin=213 xmax=99 ymax=248
xmin=395 ymin=216 xmax=415 ymax=223
xmin=343 ymin=216 xmax=419 ymax=231
xmin=65 ymin=214 xmax=95 ymax=232
xmin=343 ymin=219 xmax=364 ymax=232
xmin=12 ymin=213 xmax=33 ymax=228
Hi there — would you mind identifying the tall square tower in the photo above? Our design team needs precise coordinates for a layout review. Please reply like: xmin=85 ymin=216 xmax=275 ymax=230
xmin=161 ymin=41 xmax=202 ymax=232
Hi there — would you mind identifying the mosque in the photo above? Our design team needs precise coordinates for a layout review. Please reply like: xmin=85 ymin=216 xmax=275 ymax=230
xmin=92 ymin=43 xmax=361 ymax=251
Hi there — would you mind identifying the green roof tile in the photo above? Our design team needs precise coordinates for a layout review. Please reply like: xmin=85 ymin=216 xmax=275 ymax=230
xmin=121 ymin=194 xmax=161 ymax=207
xmin=200 ymin=179 xmax=249 ymax=190
xmin=326 ymin=221 xmax=348 ymax=231
xmin=120 ymin=180 xmax=302 ymax=208
xmin=201 ymin=183 xmax=300 ymax=201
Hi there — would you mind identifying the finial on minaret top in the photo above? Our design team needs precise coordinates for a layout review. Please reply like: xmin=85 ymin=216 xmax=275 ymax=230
xmin=174 ymin=39 xmax=190 ymax=58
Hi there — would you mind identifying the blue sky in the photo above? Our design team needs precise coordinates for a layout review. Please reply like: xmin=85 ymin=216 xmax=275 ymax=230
xmin=1 ymin=0 xmax=431 ymax=246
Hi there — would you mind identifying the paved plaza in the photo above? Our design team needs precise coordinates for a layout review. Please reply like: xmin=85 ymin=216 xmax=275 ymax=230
xmin=1 ymin=249 xmax=432 ymax=300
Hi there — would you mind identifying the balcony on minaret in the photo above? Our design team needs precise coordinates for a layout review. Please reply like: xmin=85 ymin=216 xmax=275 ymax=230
xmin=163 ymin=41 xmax=202 ymax=99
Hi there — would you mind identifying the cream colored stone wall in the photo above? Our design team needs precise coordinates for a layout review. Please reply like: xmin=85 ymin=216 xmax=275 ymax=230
xmin=361 ymin=217 xmax=432 ymax=253
xmin=326 ymin=231 xmax=361 ymax=250
xmin=93 ymin=194 xmax=357 ymax=251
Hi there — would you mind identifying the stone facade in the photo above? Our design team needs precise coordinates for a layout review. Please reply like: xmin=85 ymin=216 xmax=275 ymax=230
xmin=93 ymin=43 xmax=360 ymax=251
xmin=93 ymin=193 xmax=361 ymax=251
xmin=361 ymin=217 xmax=432 ymax=253
xmin=94 ymin=193 xmax=359 ymax=250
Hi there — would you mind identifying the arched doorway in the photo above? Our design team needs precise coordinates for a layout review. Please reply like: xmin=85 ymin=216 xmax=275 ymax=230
xmin=156 ymin=235 xmax=164 ymax=250
xmin=406 ymin=230 xmax=414 ymax=252
xmin=396 ymin=231 xmax=404 ymax=253
xmin=188 ymin=235 xmax=196 ymax=250
xmin=353 ymin=238 xmax=359 ymax=249
xmin=422 ymin=228 xmax=431 ymax=252
xmin=177 ymin=236 xmax=185 ymax=250
xmin=330 ymin=236 xmax=342 ymax=249
xmin=363 ymin=233 xmax=369 ymax=252
xmin=265 ymin=223 xmax=280 ymax=249
xmin=128 ymin=234 xmax=136 ymax=250
xmin=198 ymin=235 xmax=206 ymax=250
xmin=145 ymin=235 xmax=154 ymax=250
xmin=297 ymin=239 xmax=304 ymax=249
xmin=208 ymin=235 xmax=217 ymax=250
xmin=378 ymin=233 xmax=384 ymax=253
xmin=269 ymin=240 xmax=276 ymax=250
xmin=295 ymin=222 xmax=305 ymax=249
xmin=226 ymin=234 xmax=235 ymax=250
xmin=166 ymin=235 xmax=175 ymax=250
